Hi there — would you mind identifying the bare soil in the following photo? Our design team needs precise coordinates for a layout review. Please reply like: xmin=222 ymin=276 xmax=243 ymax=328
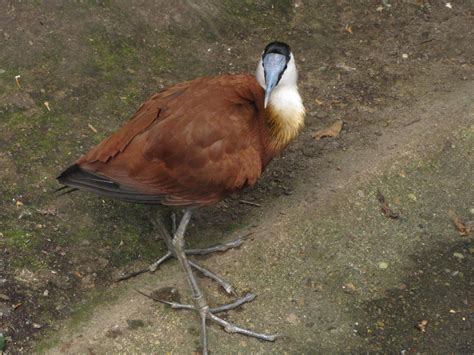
xmin=0 ymin=1 xmax=472 ymax=353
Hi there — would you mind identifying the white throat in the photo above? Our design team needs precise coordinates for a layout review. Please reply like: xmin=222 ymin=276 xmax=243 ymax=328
xmin=255 ymin=53 xmax=304 ymax=114
xmin=255 ymin=53 xmax=305 ymax=149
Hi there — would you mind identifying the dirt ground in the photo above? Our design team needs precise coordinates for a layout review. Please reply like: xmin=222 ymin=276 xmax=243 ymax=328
xmin=0 ymin=1 xmax=473 ymax=353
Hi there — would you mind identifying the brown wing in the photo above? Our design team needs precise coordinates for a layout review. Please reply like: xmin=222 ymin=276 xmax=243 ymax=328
xmin=59 ymin=75 xmax=266 ymax=206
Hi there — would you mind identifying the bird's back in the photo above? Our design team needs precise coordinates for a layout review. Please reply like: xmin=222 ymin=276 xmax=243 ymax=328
xmin=58 ymin=74 xmax=277 ymax=206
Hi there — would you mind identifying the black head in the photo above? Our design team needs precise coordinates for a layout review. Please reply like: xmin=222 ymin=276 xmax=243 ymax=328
xmin=263 ymin=42 xmax=291 ymax=62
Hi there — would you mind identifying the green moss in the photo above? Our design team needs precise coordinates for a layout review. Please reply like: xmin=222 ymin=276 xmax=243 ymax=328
xmin=1 ymin=228 xmax=44 ymax=269
xmin=225 ymin=221 xmax=249 ymax=234
xmin=85 ymin=29 xmax=172 ymax=82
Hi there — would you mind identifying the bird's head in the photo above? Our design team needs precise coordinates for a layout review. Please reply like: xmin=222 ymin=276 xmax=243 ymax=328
xmin=256 ymin=41 xmax=298 ymax=108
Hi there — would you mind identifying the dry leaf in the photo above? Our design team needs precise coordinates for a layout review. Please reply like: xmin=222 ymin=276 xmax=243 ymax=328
xmin=415 ymin=319 xmax=429 ymax=332
xmin=345 ymin=24 xmax=353 ymax=34
xmin=313 ymin=120 xmax=343 ymax=140
xmin=452 ymin=216 xmax=471 ymax=236
xmin=377 ymin=190 xmax=400 ymax=219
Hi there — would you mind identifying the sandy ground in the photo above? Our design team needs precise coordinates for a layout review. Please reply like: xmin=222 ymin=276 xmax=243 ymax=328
xmin=0 ymin=1 xmax=472 ymax=353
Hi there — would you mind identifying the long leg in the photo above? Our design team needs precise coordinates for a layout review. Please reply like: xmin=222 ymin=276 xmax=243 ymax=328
xmin=170 ymin=209 xmax=277 ymax=354
xmin=160 ymin=213 xmax=235 ymax=294
xmin=116 ymin=215 xmax=242 ymax=290
xmin=171 ymin=209 xmax=210 ymax=354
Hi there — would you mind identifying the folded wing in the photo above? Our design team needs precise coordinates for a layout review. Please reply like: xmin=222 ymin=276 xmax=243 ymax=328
xmin=58 ymin=75 xmax=266 ymax=206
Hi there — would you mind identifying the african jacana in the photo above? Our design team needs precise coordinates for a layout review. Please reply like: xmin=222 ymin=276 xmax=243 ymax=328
xmin=58 ymin=41 xmax=305 ymax=354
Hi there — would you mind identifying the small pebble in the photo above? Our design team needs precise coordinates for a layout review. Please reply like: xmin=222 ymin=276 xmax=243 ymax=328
xmin=378 ymin=262 xmax=389 ymax=269
xmin=453 ymin=252 xmax=464 ymax=259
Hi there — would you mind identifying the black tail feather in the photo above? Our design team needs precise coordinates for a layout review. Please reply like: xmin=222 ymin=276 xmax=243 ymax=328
xmin=55 ymin=187 xmax=79 ymax=196
xmin=57 ymin=164 xmax=164 ymax=204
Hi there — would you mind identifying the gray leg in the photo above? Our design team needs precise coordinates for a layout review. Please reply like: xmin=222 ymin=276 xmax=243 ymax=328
xmin=161 ymin=209 xmax=277 ymax=354
xmin=136 ymin=289 xmax=256 ymax=314
xmin=171 ymin=209 xmax=210 ymax=354
xmin=115 ymin=214 xmax=243 ymax=289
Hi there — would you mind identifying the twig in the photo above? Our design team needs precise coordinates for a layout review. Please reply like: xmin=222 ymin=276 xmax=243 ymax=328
xmin=403 ymin=118 xmax=421 ymax=127
xmin=239 ymin=200 xmax=262 ymax=207
xmin=419 ymin=38 xmax=434 ymax=45
xmin=115 ymin=268 xmax=148 ymax=282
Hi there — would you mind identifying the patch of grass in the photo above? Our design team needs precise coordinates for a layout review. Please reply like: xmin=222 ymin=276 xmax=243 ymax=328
xmin=1 ymin=228 xmax=44 ymax=269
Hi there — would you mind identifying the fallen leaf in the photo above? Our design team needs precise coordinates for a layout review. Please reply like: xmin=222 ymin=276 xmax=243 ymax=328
xmin=35 ymin=207 xmax=58 ymax=216
xmin=377 ymin=190 xmax=400 ymax=219
xmin=415 ymin=319 xmax=429 ymax=332
xmin=313 ymin=120 xmax=343 ymax=140
xmin=452 ymin=216 xmax=471 ymax=236
xmin=345 ymin=24 xmax=353 ymax=34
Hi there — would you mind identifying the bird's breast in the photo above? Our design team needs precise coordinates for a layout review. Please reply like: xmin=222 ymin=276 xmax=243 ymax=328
xmin=265 ymin=86 xmax=305 ymax=151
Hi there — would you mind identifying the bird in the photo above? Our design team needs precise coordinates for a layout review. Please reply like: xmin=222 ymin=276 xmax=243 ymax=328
xmin=57 ymin=41 xmax=305 ymax=354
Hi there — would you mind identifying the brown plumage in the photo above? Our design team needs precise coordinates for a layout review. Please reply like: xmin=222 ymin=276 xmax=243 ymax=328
xmin=58 ymin=74 xmax=292 ymax=206
xmin=58 ymin=41 xmax=305 ymax=354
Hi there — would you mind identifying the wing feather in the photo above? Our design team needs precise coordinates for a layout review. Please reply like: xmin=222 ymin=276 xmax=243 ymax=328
xmin=60 ymin=75 xmax=266 ymax=206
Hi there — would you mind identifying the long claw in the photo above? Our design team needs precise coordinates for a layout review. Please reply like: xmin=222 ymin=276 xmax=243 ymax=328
xmin=210 ymin=293 xmax=256 ymax=313
xmin=185 ymin=236 xmax=246 ymax=255
xmin=135 ymin=289 xmax=195 ymax=310
xmin=189 ymin=260 xmax=235 ymax=294
xmin=148 ymin=251 xmax=173 ymax=272
xmin=208 ymin=312 xmax=278 ymax=341
xmin=117 ymin=233 xmax=245 ymax=293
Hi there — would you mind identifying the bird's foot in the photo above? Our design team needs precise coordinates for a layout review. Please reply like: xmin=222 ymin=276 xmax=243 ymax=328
xmin=138 ymin=290 xmax=277 ymax=343
xmin=116 ymin=237 xmax=244 ymax=294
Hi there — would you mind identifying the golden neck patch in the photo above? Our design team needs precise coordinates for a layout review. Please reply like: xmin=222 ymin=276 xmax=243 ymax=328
xmin=266 ymin=104 xmax=305 ymax=151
